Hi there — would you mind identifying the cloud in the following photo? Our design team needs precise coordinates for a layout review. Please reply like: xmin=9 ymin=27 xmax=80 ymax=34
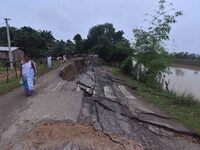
xmin=0 ymin=0 xmax=200 ymax=53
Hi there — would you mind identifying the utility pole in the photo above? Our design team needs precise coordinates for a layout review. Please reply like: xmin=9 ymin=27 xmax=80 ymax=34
xmin=4 ymin=18 xmax=13 ymax=69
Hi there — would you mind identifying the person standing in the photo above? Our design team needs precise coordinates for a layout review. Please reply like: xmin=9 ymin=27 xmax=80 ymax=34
xmin=47 ymin=56 xmax=52 ymax=69
xmin=63 ymin=54 xmax=66 ymax=62
xmin=20 ymin=54 xmax=36 ymax=96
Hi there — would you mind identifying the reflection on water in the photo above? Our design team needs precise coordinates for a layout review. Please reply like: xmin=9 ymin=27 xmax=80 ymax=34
xmin=175 ymin=68 xmax=185 ymax=77
xmin=166 ymin=67 xmax=200 ymax=100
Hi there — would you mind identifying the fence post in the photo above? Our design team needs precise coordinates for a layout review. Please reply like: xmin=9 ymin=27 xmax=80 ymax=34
xmin=6 ymin=62 xmax=9 ymax=83
xmin=14 ymin=61 xmax=17 ymax=78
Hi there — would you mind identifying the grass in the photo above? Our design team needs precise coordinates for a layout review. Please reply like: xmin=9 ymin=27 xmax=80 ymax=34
xmin=0 ymin=61 xmax=60 ymax=96
xmin=0 ymin=77 xmax=21 ymax=95
xmin=110 ymin=66 xmax=200 ymax=134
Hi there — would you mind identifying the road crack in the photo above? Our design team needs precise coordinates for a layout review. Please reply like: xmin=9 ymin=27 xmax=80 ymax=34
xmin=94 ymin=102 xmax=128 ymax=150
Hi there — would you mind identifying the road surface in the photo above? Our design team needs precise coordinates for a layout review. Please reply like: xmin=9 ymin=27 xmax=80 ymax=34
xmin=0 ymin=58 xmax=199 ymax=150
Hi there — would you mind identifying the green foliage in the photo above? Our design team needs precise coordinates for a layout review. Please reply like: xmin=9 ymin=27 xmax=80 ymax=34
xmin=169 ymin=91 xmax=197 ymax=106
xmin=90 ymin=37 xmax=111 ymax=61
xmin=73 ymin=34 xmax=84 ymax=54
xmin=0 ymin=22 xmax=131 ymax=62
xmin=172 ymin=52 xmax=200 ymax=60
xmin=14 ymin=27 xmax=44 ymax=58
xmin=109 ymin=42 xmax=132 ymax=64
xmin=111 ymin=66 xmax=200 ymax=134
xmin=51 ymin=40 xmax=67 ymax=57
xmin=120 ymin=57 xmax=133 ymax=76
xmin=0 ymin=26 xmax=73 ymax=59
xmin=66 ymin=39 xmax=75 ymax=54
xmin=87 ymin=23 xmax=132 ymax=62
xmin=132 ymin=0 xmax=182 ymax=87
xmin=0 ymin=27 xmax=18 ymax=46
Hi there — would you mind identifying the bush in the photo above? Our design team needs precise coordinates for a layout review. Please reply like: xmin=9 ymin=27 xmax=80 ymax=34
xmin=120 ymin=57 xmax=133 ymax=76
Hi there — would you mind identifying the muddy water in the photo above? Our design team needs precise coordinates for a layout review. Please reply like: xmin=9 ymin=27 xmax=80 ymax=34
xmin=166 ymin=66 xmax=200 ymax=99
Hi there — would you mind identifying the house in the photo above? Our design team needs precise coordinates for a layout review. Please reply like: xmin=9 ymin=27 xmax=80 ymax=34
xmin=0 ymin=47 xmax=24 ymax=61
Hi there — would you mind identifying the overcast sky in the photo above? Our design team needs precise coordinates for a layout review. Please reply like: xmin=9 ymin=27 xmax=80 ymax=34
xmin=0 ymin=0 xmax=200 ymax=54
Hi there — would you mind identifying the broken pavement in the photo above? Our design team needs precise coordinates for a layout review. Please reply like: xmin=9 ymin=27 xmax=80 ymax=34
xmin=0 ymin=58 xmax=200 ymax=150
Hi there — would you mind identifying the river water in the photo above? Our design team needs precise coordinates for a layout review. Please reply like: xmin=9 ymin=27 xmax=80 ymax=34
xmin=166 ymin=66 xmax=200 ymax=99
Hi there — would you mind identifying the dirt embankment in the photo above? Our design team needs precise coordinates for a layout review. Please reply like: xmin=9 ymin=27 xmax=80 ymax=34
xmin=9 ymin=121 xmax=142 ymax=150
xmin=173 ymin=59 xmax=200 ymax=70
xmin=60 ymin=58 xmax=87 ymax=81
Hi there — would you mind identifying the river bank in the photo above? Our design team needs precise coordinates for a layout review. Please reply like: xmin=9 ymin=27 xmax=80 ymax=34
xmin=173 ymin=59 xmax=200 ymax=70
xmin=109 ymin=66 xmax=200 ymax=134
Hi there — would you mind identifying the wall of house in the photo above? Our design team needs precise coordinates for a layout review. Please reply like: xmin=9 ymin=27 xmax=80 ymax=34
xmin=13 ymin=49 xmax=24 ymax=60
xmin=0 ymin=52 xmax=8 ymax=60
xmin=0 ymin=49 xmax=24 ymax=61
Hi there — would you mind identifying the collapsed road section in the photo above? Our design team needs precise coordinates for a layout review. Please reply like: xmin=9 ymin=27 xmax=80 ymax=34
xmin=76 ymin=58 xmax=200 ymax=150
xmin=0 ymin=58 xmax=200 ymax=150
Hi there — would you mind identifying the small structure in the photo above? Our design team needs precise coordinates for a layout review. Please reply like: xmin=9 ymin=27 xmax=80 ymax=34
xmin=0 ymin=47 xmax=24 ymax=61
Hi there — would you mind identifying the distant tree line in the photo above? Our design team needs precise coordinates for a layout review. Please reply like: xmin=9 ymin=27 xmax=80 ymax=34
xmin=172 ymin=52 xmax=200 ymax=61
xmin=0 ymin=0 xmax=184 ymax=89
xmin=0 ymin=26 xmax=71 ymax=58
xmin=0 ymin=23 xmax=131 ymax=63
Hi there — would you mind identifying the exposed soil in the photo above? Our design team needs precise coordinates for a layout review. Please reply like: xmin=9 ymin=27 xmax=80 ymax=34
xmin=60 ymin=58 xmax=87 ymax=81
xmin=14 ymin=121 xmax=143 ymax=150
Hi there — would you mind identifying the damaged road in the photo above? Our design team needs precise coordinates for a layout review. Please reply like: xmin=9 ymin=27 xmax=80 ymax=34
xmin=77 ymin=59 xmax=200 ymax=150
xmin=0 ymin=58 xmax=200 ymax=150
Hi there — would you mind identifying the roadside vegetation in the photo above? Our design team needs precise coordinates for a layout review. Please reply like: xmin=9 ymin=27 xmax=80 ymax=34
xmin=111 ymin=67 xmax=200 ymax=134
xmin=0 ymin=61 xmax=60 ymax=95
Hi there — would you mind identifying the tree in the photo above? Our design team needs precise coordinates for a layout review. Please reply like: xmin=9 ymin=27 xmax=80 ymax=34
xmin=40 ymin=31 xmax=55 ymax=50
xmin=173 ymin=52 xmax=200 ymax=60
xmin=51 ymin=40 xmax=67 ymax=57
xmin=15 ymin=26 xmax=43 ymax=58
xmin=109 ymin=42 xmax=132 ymax=64
xmin=0 ymin=26 xmax=18 ymax=46
xmin=87 ymin=23 xmax=130 ymax=61
xmin=132 ymin=0 xmax=182 ymax=88
xmin=87 ymin=23 xmax=125 ymax=48
xmin=73 ymin=34 xmax=84 ymax=54
xmin=66 ymin=39 xmax=75 ymax=54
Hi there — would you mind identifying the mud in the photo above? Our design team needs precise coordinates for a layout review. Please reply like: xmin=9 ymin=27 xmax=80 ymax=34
xmin=12 ymin=121 xmax=143 ymax=150
xmin=60 ymin=58 xmax=87 ymax=81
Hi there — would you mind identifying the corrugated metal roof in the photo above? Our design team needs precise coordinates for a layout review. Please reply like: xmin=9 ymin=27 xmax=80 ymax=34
xmin=0 ymin=47 xmax=19 ymax=52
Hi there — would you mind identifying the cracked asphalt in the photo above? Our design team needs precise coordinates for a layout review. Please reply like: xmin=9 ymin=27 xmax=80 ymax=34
xmin=78 ymin=59 xmax=200 ymax=150
xmin=0 ymin=58 xmax=200 ymax=150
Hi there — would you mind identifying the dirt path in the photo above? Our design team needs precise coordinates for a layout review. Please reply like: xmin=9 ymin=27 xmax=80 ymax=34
xmin=0 ymin=60 xmax=83 ymax=149
xmin=0 ymin=62 xmax=70 ymax=135
xmin=0 ymin=58 xmax=200 ymax=150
